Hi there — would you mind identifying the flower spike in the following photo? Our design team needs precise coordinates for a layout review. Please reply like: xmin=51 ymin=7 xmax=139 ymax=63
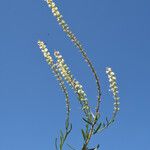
xmin=54 ymin=50 xmax=91 ymax=117
xmin=37 ymin=1 xmax=120 ymax=149
xmin=45 ymin=0 xmax=102 ymax=118
xmin=106 ymin=67 xmax=120 ymax=114
xmin=38 ymin=40 xmax=72 ymax=150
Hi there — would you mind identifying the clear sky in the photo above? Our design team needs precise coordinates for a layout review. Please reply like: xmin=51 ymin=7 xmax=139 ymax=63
xmin=0 ymin=0 xmax=150 ymax=150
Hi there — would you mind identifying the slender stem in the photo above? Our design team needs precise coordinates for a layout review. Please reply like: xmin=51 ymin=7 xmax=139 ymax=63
xmin=46 ymin=0 xmax=102 ymax=115
xmin=37 ymin=41 xmax=71 ymax=150
xmin=84 ymin=125 xmax=95 ymax=149
xmin=82 ymin=117 xmax=97 ymax=150
xmin=75 ymin=43 xmax=102 ymax=116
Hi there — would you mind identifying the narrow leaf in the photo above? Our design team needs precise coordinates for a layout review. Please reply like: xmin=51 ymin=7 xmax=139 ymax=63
xmin=93 ymin=123 xmax=102 ymax=134
xmin=65 ymin=118 xmax=69 ymax=129
xmin=95 ymin=113 xmax=100 ymax=121
xmin=82 ymin=117 xmax=92 ymax=125
xmin=81 ymin=129 xmax=86 ymax=141
xmin=60 ymin=136 xmax=63 ymax=150
xmin=86 ymin=123 xmax=89 ymax=134
xmin=68 ymin=123 xmax=72 ymax=133
xmin=60 ymin=130 xmax=64 ymax=139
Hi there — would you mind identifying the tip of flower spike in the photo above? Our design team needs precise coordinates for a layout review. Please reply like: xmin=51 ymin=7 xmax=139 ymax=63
xmin=44 ymin=0 xmax=51 ymax=3
xmin=106 ymin=67 xmax=112 ymax=73
xmin=54 ymin=50 xmax=60 ymax=56
xmin=37 ymin=40 xmax=43 ymax=45
xmin=37 ymin=40 xmax=41 ymax=44
xmin=106 ymin=67 xmax=120 ymax=113
xmin=37 ymin=40 xmax=54 ymax=65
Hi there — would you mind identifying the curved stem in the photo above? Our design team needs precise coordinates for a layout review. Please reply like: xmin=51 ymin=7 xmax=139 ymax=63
xmin=46 ymin=0 xmax=102 ymax=116
xmin=37 ymin=41 xmax=71 ymax=150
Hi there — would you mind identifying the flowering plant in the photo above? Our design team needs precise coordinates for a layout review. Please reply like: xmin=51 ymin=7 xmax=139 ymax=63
xmin=37 ymin=1 xmax=120 ymax=150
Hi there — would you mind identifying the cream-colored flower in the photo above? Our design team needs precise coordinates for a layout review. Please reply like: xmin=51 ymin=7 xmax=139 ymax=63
xmin=38 ymin=40 xmax=53 ymax=64
xmin=106 ymin=67 xmax=120 ymax=113
xmin=54 ymin=50 xmax=90 ymax=115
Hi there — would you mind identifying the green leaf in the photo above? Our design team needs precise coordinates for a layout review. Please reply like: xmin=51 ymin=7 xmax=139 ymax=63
xmin=59 ymin=135 xmax=63 ymax=150
xmin=67 ymin=123 xmax=72 ymax=133
xmin=89 ymin=114 xmax=93 ymax=122
xmin=82 ymin=117 xmax=92 ymax=125
xmin=60 ymin=130 xmax=64 ymax=139
xmin=81 ymin=129 xmax=86 ymax=141
xmin=86 ymin=123 xmax=89 ymax=134
xmin=93 ymin=123 xmax=102 ymax=134
xmin=95 ymin=113 xmax=100 ymax=121
xmin=86 ymin=132 xmax=89 ymax=139
xmin=63 ymin=133 xmax=67 ymax=142
xmin=65 ymin=118 xmax=69 ymax=129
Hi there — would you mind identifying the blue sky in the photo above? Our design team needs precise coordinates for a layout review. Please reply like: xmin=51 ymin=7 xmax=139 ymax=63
xmin=0 ymin=0 xmax=150 ymax=150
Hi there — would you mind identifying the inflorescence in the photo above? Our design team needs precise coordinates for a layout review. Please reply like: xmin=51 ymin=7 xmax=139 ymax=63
xmin=37 ymin=1 xmax=120 ymax=150
xmin=106 ymin=67 xmax=120 ymax=114
xmin=46 ymin=0 xmax=80 ymax=47
xmin=37 ymin=40 xmax=91 ymax=118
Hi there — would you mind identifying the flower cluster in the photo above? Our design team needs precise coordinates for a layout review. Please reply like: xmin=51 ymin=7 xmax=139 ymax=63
xmin=106 ymin=67 xmax=120 ymax=113
xmin=46 ymin=0 xmax=81 ymax=47
xmin=37 ymin=40 xmax=67 ymax=93
xmin=54 ymin=51 xmax=74 ymax=86
xmin=37 ymin=40 xmax=53 ymax=65
xmin=37 ymin=41 xmax=90 ymax=116
xmin=54 ymin=51 xmax=90 ymax=114
xmin=38 ymin=40 xmax=71 ymax=114
xmin=38 ymin=1 xmax=120 ymax=149
xmin=45 ymin=0 xmax=102 ymax=113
